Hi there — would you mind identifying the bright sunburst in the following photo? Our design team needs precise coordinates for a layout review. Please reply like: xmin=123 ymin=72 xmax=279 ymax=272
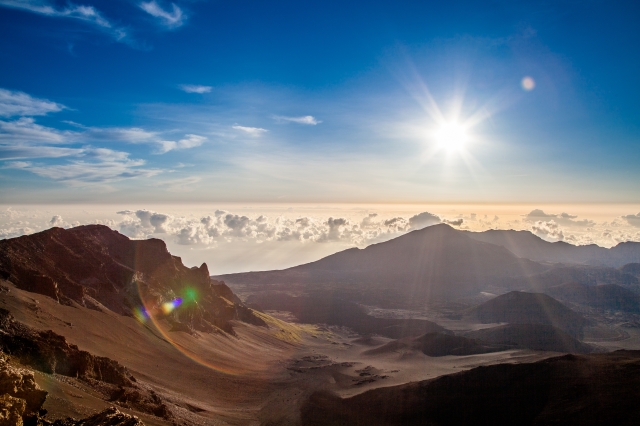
xmin=434 ymin=121 xmax=468 ymax=152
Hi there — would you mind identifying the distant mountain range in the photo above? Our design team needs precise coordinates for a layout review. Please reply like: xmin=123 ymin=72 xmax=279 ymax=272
xmin=217 ymin=224 xmax=640 ymax=305
xmin=464 ymin=229 xmax=640 ymax=267
xmin=218 ymin=224 xmax=549 ymax=302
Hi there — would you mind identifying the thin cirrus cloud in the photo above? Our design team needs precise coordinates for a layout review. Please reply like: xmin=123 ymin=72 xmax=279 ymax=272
xmin=0 ymin=0 xmax=126 ymax=40
xmin=0 ymin=88 xmax=65 ymax=117
xmin=139 ymin=1 xmax=185 ymax=29
xmin=273 ymin=115 xmax=321 ymax=125
xmin=0 ymin=118 xmax=72 ymax=143
xmin=179 ymin=84 xmax=212 ymax=94
xmin=6 ymin=150 xmax=160 ymax=186
xmin=0 ymin=145 xmax=83 ymax=160
xmin=232 ymin=125 xmax=268 ymax=136
xmin=0 ymin=87 xmax=198 ymax=187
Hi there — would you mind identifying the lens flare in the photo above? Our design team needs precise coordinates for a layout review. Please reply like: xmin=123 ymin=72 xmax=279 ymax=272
xmin=521 ymin=76 xmax=535 ymax=91
xmin=183 ymin=287 xmax=198 ymax=303
xmin=161 ymin=297 xmax=182 ymax=314
xmin=133 ymin=306 xmax=149 ymax=322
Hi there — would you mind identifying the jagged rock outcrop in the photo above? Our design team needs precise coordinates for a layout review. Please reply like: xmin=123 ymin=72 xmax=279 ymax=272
xmin=0 ymin=312 xmax=172 ymax=420
xmin=53 ymin=407 xmax=145 ymax=426
xmin=0 ymin=352 xmax=47 ymax=426
xmin=0 ymin=225 xmax=265 ymax=333
xmin=0 ymin=308 xmax=134 ymax=387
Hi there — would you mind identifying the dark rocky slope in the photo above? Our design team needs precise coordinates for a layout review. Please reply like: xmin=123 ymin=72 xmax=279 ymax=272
xmin=0 ymin=225 xmax=264 ymax=334
xmin=302 ymin=351 xmax=640 ymax=426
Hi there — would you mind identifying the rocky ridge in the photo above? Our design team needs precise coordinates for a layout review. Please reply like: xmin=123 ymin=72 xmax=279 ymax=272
xmin=0 ymin=225 xmax=264 ymax=334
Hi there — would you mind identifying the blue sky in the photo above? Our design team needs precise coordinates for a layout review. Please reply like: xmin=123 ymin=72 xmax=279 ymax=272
xmin=1 ymin=0 xmax=639 ymax=203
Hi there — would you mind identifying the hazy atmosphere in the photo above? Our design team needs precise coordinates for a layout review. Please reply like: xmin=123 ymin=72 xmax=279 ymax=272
xmin=2 ymin=203 xmax=640 ymax=273
xmin=2 ymin=1 xmax=640 ymax=425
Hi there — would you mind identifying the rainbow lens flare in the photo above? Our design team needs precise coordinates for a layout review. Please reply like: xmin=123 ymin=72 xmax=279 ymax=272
xmin=133 ymin=306 xmax=149 ymax=322
xmin=161 ymin=297 xmax=183 ymax=314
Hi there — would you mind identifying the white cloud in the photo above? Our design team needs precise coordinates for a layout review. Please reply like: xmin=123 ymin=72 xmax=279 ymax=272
xmin=0 ymin=88 xmax=65 ymax=117
xmin=49 ymin=215 xmax=64 ymax=227
xmin=273 ymin=115 xmax=321 ymax=125
xmin=87 ymin=127 xmax=158 ymax=143
xmin=524 ymin=209 xmax=595 ymax=227
xmin=180 ymin=85 xmax=212 ymax=94
xmin=0 ymin=0 xmax=126 ymax=41
xmin=157 ymin=134 xmax=206 ymax=153
xmin=531 ymin=220 xmax=565 ymax=241
xmin=232 ymin=125 xmax=268 ymax=136
xmin=623 ymin=213 xmax=640 ymax=228
xmin=408 ymin=211 xmax=441 ymax=230
xmin=139 ymin=1 xmax=185 ymax=29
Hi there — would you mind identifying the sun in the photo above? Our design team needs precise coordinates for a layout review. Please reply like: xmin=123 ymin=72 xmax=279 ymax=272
xmin=434 ymin=121 xmax=468 ymax=152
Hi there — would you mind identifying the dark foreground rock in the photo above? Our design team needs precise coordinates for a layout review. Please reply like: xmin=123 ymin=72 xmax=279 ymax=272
xmin=0 ymin=310 xmax=171 ymax=420
xmin=301 ymin=350 xmax=640 ymax=426
xmin=0 ymin=308 xmax=133 ymax=387
xmin=0 ymin=353 xmax=47 ymax=425
xmin=52 ymin=407 xmax=144 ymax=426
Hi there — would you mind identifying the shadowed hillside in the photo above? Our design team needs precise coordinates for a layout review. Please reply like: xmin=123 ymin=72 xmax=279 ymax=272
xmin=465 ymin=291 xmax=588 ymax=338
xmin=363 ymin=332 xmax=507 ymax=356
xmin=301 ymin=351 xmax=640 ymax=426
xmin=247 ymin=292 xmax=446 ymax=339
xmin=544 ymin=282 xmax=640 ymax=312
xmin=465 ymin=324 xmax=594 ymax=353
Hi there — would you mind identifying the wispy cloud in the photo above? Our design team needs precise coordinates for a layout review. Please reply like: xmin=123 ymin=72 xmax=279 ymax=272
xmin=163 ymin=176 xmax=201 ymax=192
xmin=0 ymin=145 xmax=83 ymax=160
xmin=0 ymin=0 xmax=126 ymax=41
xmin=140 ymin=1 xmax=185 ymax=29
xmin=15 ymin=151 xmax=160 ymax=186
xmin=273 ymin=115 xmax=321 ymax=125
xmin=0 ymin=88 xmax=65 ymax=117
xmin=0 ymin=118 xmax=72 ymax=143
xmin=232 ymin=125 xmax=268 ymax=136
xmin=157 ymin=134 xmax=206 ymax=153
xmin=179 ymin=84 xmax=212 ymax=94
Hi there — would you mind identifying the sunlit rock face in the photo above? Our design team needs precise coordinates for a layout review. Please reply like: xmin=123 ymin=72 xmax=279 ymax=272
xmin=0 ymin=225 xmax=264 ymax=334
